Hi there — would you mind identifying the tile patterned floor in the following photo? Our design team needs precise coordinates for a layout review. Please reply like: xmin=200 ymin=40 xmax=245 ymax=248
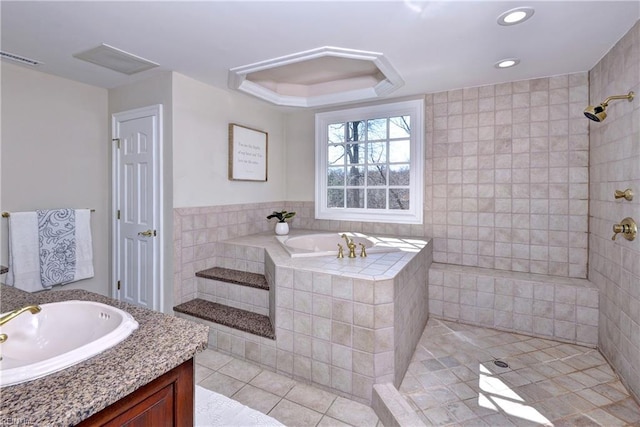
xmin=196 ymin=349 xmax=381 ymax=427
xmin=400 ymin=318 xmax=640 ymax=426
xmin=197 ymin=319 xmax=640 ymax=426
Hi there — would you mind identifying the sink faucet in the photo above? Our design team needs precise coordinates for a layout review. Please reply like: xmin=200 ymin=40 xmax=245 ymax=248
xmin=0 ymin=305 xmax=40 ymax=359
xmin=340 ymin=234 xmax=357 ymax=258
xmin=0 ymin=332 xmax=5 ymax=360
xmin=0 ymin=305 xmax=41 ymax=327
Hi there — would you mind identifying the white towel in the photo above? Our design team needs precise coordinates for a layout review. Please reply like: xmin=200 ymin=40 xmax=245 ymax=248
xmin=73 ymin=209 xmax=94 ymax=282
xmin=6 ymin=209 xmax=94 ymax=292
xmin=6 ymin=212 xmax=44 ymax=292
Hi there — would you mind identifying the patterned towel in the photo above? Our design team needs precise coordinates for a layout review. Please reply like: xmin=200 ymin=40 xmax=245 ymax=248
xmin=37 ymin=209 xmax=76 ymax=287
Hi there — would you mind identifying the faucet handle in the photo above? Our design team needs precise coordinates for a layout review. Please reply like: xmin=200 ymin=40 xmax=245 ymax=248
xmin=612 ymin=224 xmax=624 ymax=240
xmin=359 ymin=243 xmax=367 ymax=257
xmin=337 ymin=244 xmax=344 ymax=259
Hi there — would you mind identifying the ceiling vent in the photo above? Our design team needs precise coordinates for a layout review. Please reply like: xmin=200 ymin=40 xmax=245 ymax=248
xmin=0 ymin=51 xmax=42 ymax=66
xmin=228 ymin=46 xmax=404 ymax=108
xmin=73 ymin=43 xmax=159 ymax=75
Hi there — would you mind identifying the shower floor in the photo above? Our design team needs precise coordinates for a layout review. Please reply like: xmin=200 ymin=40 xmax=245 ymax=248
xmin=400 ymin=318 xmax=640 ymax=426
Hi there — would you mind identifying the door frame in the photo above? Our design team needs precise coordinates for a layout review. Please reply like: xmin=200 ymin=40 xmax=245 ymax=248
xmin=111 ymin=104 xmax=164 ymax=311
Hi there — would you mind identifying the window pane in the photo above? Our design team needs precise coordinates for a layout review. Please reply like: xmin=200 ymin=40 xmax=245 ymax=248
xmin=346 ymin=189 xmax=364 ymax=208
xmin=368 ymin=142 xmax=387 ymax=163
xmin=347 ymin=121 xmax=365 ymax=141
xmin=328 ymin=167 xmax=345 ymax=186
xmin=328 ymin=145 xmax=345 ymax=165
xmin=347 ymin=165 xmax=364 ymax=186
xmin=316 ymin=99 xmax=423 ymax=223
xmin=389 ymin=189 xmax=410 ymax=210
xmin=390 ymin=116 xmax=410 ymax=138
xmin=367 ymin=165 xmax=387 ymax=186
xmin=346 ymin=143 xmax=365 ymax=164
xmin=389 ymin=164 xmax=410 ymax=185
xmin=367 ymin=118 xmax=387 ymax=141
xmin=389 ymin=139 xmax=410 ymax=163
xmin=367 ymin=189 xmax=386 ymax=209
xmin=328 ymin=123 xmax=345 ymax=143
xmin=328 ymin=189 xmax=344 ymax=208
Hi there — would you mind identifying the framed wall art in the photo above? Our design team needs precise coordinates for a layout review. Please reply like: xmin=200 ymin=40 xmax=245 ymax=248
xmin=228 ymin=123 xmax=268 ymax=181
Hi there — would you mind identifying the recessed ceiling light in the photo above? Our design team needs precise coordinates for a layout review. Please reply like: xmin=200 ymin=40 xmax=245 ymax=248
xmin=497 ymin=7 xmax=535 ymax=26
xmin=495 ymin=58 xmax=520 ymax=69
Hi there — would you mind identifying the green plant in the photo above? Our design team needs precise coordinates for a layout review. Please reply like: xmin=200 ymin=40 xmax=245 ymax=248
xmin=266 ymin=210 xmax=296 ymax=223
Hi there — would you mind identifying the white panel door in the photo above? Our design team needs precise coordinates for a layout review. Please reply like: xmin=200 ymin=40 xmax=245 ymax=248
xmin=112 ymin=105 xmax=163 ymax=311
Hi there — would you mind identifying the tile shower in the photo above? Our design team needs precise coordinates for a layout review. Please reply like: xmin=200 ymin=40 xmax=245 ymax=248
xmin=426 ymin=73 xmax=590 ymax=278
xmin=174 ymin=19 xmax=640 ymax=411
xmin=589 ymin=20 xmax=640 ymax=402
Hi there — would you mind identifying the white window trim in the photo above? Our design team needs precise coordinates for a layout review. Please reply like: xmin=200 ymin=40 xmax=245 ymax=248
xmin=315 ymin=99 xmax=424 ymax=224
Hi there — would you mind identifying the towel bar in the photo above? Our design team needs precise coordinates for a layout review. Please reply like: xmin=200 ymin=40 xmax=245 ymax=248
xmin=2 ymin=209 xmax=95 ymax=218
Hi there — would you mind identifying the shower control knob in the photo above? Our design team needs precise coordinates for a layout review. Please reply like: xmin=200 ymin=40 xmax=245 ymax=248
xmin=614 ymin=188 xmax=633 ymax=201
xmin=612 ymin=218 xmax=637 ymax=241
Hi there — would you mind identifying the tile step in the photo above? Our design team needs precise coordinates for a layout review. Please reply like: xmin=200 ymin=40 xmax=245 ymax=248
xmin=195 ymin=267 xmax=268 ymax=291
xmin=173 ymin=298 xmax=275 ymax=340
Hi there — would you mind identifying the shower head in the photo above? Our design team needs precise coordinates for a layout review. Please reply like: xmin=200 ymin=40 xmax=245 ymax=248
xmin=584 ymin=91 xmax=634 ymax=122
xmin=584 ymin=104 xmax=606 ymax=122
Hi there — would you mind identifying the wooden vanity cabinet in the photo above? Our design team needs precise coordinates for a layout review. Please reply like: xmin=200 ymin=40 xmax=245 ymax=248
xmin=77 ymin=358 xmax=194 ymax=427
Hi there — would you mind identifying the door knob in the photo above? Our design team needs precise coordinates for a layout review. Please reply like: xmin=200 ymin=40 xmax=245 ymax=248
xmin=138 ymin=229 xmax=157 ymax=237
xmin=612 ymin=218 xmax=636 ymax=241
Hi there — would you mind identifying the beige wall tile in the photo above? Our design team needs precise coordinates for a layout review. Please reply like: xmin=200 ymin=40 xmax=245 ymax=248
xmin=589 ymin=20 xmax=640 ymax=401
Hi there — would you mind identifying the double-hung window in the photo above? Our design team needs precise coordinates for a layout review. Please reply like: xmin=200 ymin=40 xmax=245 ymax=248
xmin=315 ymin=99 xmax=424 ymax=224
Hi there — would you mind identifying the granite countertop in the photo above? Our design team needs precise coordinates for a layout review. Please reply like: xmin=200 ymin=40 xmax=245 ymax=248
xmin=0 ymin=285 xmax=209 ymax=426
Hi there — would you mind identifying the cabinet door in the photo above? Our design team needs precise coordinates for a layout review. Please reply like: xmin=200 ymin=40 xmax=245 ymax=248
xmin=103 ymin=384 xmax=174 ymax=427
xmin=78 ymin=359 xmax=193 ymax=427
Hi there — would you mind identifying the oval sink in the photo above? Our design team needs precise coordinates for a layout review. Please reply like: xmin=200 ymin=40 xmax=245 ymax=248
xmin=0 ymin=300 xmax=139 ymax=387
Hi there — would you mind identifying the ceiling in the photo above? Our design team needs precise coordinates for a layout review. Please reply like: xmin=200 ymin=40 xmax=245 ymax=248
xmin=2 ymin=1 xmax=639 ymax=109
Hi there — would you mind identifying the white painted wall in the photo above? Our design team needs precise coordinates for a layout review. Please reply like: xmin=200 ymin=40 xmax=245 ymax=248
xmin=1 ymin=62 xmax=109 ymax=295
xmin=284 ymin=110 xmax=315 ymax=201
xmin=172 ymin=73 xmax=287 ymax=207
xmin=0 ymin=63 xmax=3 ymax=260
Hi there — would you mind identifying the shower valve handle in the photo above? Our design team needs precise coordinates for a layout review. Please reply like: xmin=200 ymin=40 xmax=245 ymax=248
xmin=612 ymin=218 xmax=637 ymax=241
xmin=614 ymin=188 xmax=633 ymax=201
